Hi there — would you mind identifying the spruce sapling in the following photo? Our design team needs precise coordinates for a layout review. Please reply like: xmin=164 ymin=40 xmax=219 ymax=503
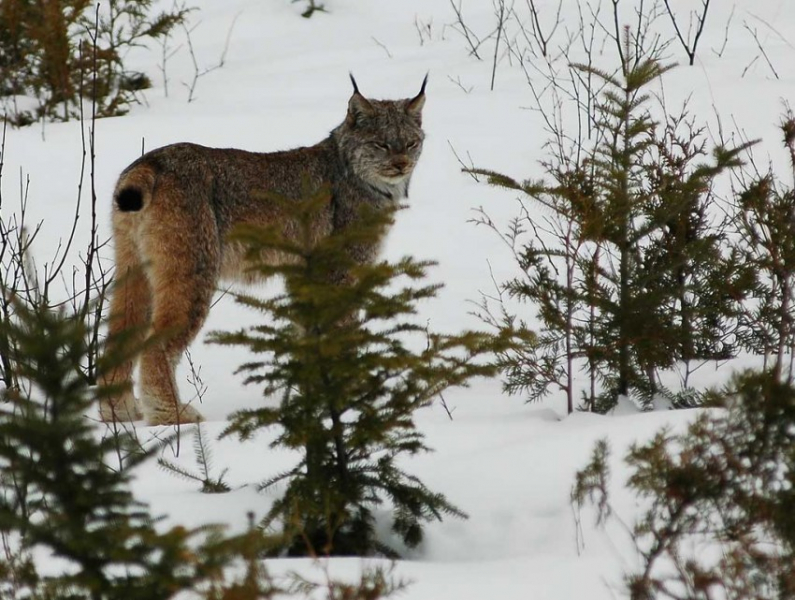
xmin=471 ymin=33 xmax=752 ymax=411
xmin=572 ymin=370 xmax=795 ymax=599
xmin=157 ymin=421 xmax=231 ymax=494
xmin=734 ymin=108 xmax=795 ymax=383
xmin=0 ymin=298 xmax=254 ymax=599
xmin=211 ymin=186 xmax=507 ymax=556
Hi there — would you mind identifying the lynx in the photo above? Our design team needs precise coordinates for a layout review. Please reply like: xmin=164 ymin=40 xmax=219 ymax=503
xmin=100 ymin=76 xmax=427 ymax=426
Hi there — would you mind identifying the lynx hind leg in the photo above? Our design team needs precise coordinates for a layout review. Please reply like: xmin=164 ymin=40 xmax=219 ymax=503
xmin=138 ymin=181 xmax=220 ymax=426
xmin=100 ymin=215 xmax=148 ymax=423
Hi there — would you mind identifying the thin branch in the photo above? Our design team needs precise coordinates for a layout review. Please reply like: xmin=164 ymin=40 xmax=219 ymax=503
xmin=490 ymin=0 xmax=507 ymax=91
xmin=662 ymin=0 xmax=711 ymax=66
xmin=743 ymin=22 xmax=780 ymax=79
xmin=371 ymin=37 xmax=393 ymax=58
xmin=449 ymin=0 xmax=485 ymax=60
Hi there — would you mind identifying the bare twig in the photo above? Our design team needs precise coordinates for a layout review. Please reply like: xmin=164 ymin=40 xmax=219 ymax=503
xmin=711 ymin=5 xmax=735 ymax=58
xmin=611 ymin=0 xmax=626 ymax=72
xmin=490 ymin=0 xmax=507 ymax=91
xmin=371 ymin=37 xmax=393 ymax=58
xmin=447 ymin=75 xmax=473 ymax=94
xmin=159 ymin=27 xmax=184 ymax=98
xmin=414 ymin=15 xmax=433 ymax=46
xmin=448 ymin=140 xmax=480 ymax=182
xmin=521 ymin=0 xmax=563 ymax=58
xmin=210 ymin=284 xmax=234 ymax=309
xmin=662 ymin=0 xmax=711 ymax=66
xmin=743 ymin=22 xmax=780 ymax=79
xmin=185 ymin=348 xmax=208 ymax=408
xmin=182 ymin=13 xmax=240 ymax=103
xmin=438 ymin=393 xmax=455 ymax=420
xmin=745 ymin=11 xmax=795 ymax=51
xmin=449 ymin=0 xmax=485 ymax=59
xmin=740 ymin=54 xmax=759 ymax=78
xmin=81 ymin=7 xmax=102 ymax=383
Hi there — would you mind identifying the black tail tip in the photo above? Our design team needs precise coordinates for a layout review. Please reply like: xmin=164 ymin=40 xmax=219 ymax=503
xmin=116 ymin=187 xmax=143 ymax=212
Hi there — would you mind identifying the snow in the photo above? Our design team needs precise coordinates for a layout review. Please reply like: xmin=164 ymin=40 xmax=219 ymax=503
xmin=2 ymin=0 xmax=794 ymax=597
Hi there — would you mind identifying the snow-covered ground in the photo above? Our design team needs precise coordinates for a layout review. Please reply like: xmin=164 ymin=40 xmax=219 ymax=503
xmin=3 ymin=0 xmax=795 ymax=597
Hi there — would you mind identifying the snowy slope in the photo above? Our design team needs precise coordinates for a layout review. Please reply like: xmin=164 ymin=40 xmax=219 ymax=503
xmin=3 ymin=0 xmax=795 ymax=597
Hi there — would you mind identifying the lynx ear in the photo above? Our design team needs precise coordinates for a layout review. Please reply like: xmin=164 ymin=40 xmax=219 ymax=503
xmin=406 ymin=73 xmax=428 ymax=120
xmin=347 ymin=73 xmax=374 ymax=126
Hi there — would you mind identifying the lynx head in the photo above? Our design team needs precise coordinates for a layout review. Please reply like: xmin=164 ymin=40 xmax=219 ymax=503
xmin=333 ymin=75 xmax=427 ymax=199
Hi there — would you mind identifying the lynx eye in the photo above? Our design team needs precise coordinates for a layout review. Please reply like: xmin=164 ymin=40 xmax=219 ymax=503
xmin=406 ymin=140 xmax=420 ymax=150
xmin=369 ymin=142 xmax=390 ymax=152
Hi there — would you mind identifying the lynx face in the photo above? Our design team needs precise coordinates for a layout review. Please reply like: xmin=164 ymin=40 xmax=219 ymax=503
xmin=353 ymin=101 xmax=424 ymax=183
xmin=335 ymin=80 xmax=426 ymax=198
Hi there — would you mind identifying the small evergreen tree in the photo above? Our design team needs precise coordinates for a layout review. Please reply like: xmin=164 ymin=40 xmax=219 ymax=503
xmin=0 ymin=0 xmax=189 ymax=124
xmin=0 ymin=297 xmax=274 ymax=600
xmin=567 ymin=47 xmax=748 ymax=407
xmin=210 ymin=187 xmax=505 ymax=557
xmin=471 ymin=33 xmax=750 ymax=412
xmin=158 ymin=422 xmax=232 ymax=494
xmin=633 ymin=108 xmax=751 ymax=404
xmin=572 ymin=369 xmax=795 ymax=599
xmin=733 ymin=109 xmax=795 ymax=383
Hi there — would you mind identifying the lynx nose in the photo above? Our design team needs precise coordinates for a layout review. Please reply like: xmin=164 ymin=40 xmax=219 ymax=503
xmin=391 ymin=156 xmax=410 ymax=173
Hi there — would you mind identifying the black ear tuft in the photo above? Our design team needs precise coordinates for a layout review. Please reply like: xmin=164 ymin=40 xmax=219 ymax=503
xmin=349 ymin=72 xmax=360 ymax=95
xmin=116 ymin=187 xmax=143 ymax=212
xmin=418 ymin=72 xmax=428 ymax=96
xmin=407 ymin=73 xmax=428 ymax=118
xmin=346 ymin=73 xmax=374 ymax=126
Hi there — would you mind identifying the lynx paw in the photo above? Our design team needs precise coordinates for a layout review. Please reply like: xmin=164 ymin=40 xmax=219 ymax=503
xmin=145 ymin=402 xmax=204 ymax=426
xmin=99 ymin=394 xmax=144 ymax=422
